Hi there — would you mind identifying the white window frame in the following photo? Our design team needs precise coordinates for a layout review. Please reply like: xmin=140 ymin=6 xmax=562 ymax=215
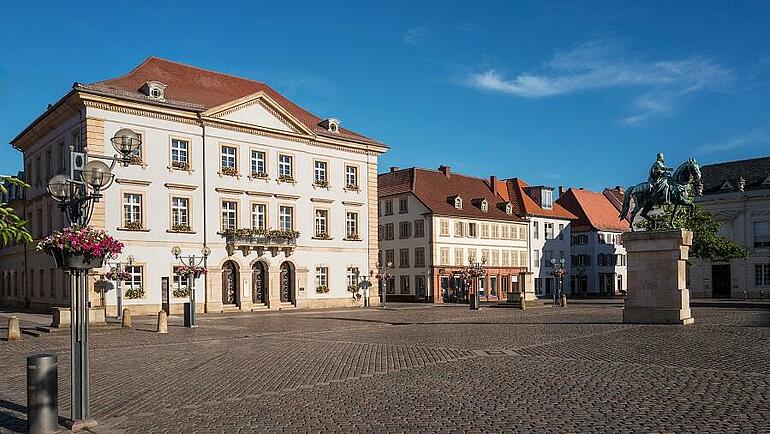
xmin=251 ymin=203 xmax=267 ymax=230
xmin=346 ymin=211 xmax=359 ymax=239
xmin=221 ymin=200 xmax=238 ymax=231
xmin=279 ymin=205 xmax=294 ymax=231
xmin=171 ymin=196 xmax=189 ymax=228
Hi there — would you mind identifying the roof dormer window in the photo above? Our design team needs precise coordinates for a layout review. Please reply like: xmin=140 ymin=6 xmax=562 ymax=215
xmin=480 ymin=199 xmax=488 ymax=212
xmin=448 ymin=195 xmax=463 ymax=210
xmin=140 ymin=81 xmax=167 ymax=101
xmin=319 ymin=118 xmax=340 ymax=133
xmin=541 ymin=189 xmax=553 ymax=209
xmin=505 ymin=203 xmax=513 ymax=215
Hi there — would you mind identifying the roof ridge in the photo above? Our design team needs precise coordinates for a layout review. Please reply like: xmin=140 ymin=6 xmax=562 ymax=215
xmin=702 ymin=155 xmax=770 ymax=168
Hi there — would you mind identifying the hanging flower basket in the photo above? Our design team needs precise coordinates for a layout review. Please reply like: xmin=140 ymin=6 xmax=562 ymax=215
xmin=104 ymin=268 xmax=131 ymax=281
xmin=173 ymin=286 xmax=191 ymax=298
xmin=37 ymin=226 xmax=123 ymax=270
xmin=175 ymin=265 xmax=207 ymax=279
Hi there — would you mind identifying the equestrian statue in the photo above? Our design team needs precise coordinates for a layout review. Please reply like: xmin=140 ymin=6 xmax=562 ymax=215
xmin=619 ymin=153 xmax=702 ymax=231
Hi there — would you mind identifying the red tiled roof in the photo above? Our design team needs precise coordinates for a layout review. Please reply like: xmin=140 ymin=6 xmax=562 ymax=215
xmin=504 ymin=178 xmax=576 ymax=220
xmin=378 ymin=168 xmax=525 ymax=222
xmin=556 ymin=188 xmax=630 ymax=232
xmin=85 ymin=57 xmax=383 ymax=146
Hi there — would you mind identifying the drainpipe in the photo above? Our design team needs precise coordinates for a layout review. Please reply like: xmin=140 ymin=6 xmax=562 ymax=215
xmin=198 ymin=113 xmax=209 ymax=311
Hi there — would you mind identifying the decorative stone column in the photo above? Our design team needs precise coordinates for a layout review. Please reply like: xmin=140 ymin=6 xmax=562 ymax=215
xmin=622 ymin=229 xmax=694 ymax=325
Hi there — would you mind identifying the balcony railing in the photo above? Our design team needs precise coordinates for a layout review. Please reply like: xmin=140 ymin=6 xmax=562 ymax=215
xmin=221 ymin=228 xmax=299 ymax=257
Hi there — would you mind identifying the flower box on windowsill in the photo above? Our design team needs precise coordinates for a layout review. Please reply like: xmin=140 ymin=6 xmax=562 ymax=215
xmin=169 ymin=224 xmax=193 ymax=233
xmin=250 ymin=171 xmax=269 ymax=180
xmin=313 ymin=232 xmax=332 ymax=240
xmin=315 ymin=286 xmax=330 ymax=294
xmin=128 ymin=155 xmax=144 ymax=166
xmin=124 ymin=287 xmax=145 ymax=299
xmin=172 ymin=287 xmax=191 ymax=298
xmin=344 ymin=235 xmax=362 ymax=241
xmin=313 ymin=180 xmax=330 ymax=189
xmin=171 ymin=161 xmax=190 ymax=171
xmin=220 ymin=167 xmax=239 ymax=177
xmin=123 ymin=221 xmax=144 ymax=231
xmin=345 ymin=184 xmax=360 ymax=192
xmin=277 ymin=175 xmax=295 ymax=184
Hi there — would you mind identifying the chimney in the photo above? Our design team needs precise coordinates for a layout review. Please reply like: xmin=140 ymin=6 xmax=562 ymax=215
xmin=614 ymin=185 xmax=624 ymax=194
xmin=558 ymin=185 xmax=565 ymax=197
xmin=490 ymin=176 xmax=498 ymax=194
xmin=389 ymin=166 xmax=400 ymax=172
xmin=438 ymin=165 xmax=451 ymax=178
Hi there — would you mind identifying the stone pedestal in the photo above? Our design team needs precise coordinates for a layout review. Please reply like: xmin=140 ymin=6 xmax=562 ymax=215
xmin=51 ymin=307 xmax=107 ymax=328
xmin=623 ymin=229 xmax=694 ymax=325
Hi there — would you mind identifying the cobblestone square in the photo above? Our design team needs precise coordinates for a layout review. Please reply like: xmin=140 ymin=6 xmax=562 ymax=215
xmin=1 ymin=302 xmax=769 ymax=433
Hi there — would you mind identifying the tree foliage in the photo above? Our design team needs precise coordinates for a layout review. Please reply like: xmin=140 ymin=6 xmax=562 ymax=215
xmin=0 ymin=176 xmax=32 ymax=246
xmin=638 ymin=204 xmax=750 ymax=261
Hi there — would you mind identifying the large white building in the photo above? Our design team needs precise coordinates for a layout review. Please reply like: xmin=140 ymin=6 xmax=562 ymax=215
xmin=501 ymin=179 xmax=575 ymax=297
xmin=378 ymin=166 xmax=531 ymax=302
xmin=689 ymin=156 xmax=770 ymax=298
xmin=556 ymin=187 xmax=628 ymax=296
xmin=0 ymin=57 xmax=387 ymax=315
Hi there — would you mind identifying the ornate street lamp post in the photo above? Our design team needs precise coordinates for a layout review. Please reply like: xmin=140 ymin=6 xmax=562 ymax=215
xmin=463 ymin=256 xmax=486 ymax=310
xmin=105 ymin=255 xmax=134 ymax=319
xmin=171 ymin=245 xmax=211 ymax=327
xmin=375 ymin=261 xmax=393 ymax=308
xmin=46 ymin=128 xmax=140 ymax=428
xmin=551 ymin=258 xmax=568 ymax=307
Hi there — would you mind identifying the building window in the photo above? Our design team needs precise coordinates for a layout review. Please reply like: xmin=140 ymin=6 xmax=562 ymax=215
xmin=314 ymin=209 xmax=329 ymax=237
xmin=314 ymin=161 xmax=328 ymax=186
xmin=533 ymin=250 xmax=540 ymax=267
xmin=542 ymin=189 xmax=553 ymax=209
xmin=345 ymin=165 xmax=358 ymax=189
xmin=491 ymin=224 xmax=499 ymax=239
xmin=491 ymin=250 xmax=500 ymax=266
xmin=171 ymin=197 xmax=190 ymax=230
xmin=252 ymin=203 xmax=267 ymax=230
xmin=558 ymin=224 xmax=565 ymax=240
xmin=414 ymin=219 xmax=425 ymax=238
xmin=502 ymin=250 xmax=510 ymax=266
xmin=171 ymin=138 xmax=190 ymax=170
xmin=172 ymin=266 xmax=190 ymax=292
xmin=481 ymin=224 xmax=489 ymax=239
xmin=454 ymin=197 xmax=463 ymax=209
xmin=124 ymin=265 xmax=143 ymax=295
xmin=468 ymin=223 xmax=477 ymax=238
xmin=545 ymin=222 xmax=554 ymax=239
xmin=454 ymin=221 xmax=464 ymax=237
xmin=440 ymin=248 xmax=450 ymax=265
xmin=385 ymin=249 xmax=395 ymax=268
xmin=221 ymin=145 xmax=237 ymax=172
xmin=439 ymin=219 xmax=449 ymax=236
xmin=278 ymin=154 xmax=293 ymax=179
xmin=454 ymin=248 xmax=464 ymax=266
xmin=251 ymin=150 xmax=267 ymax=177
xmin=399 ymin=248 xmax=410 ymax=268
xmin=123 ymin=193 xmax=142 ymax=228
xmin=533 ymin=221 xmax=540 ymax=239
xmin=756 ymin=264 xmax=770 ymax=286
xmin=315 ymin=267 xmax=328 ymax=291
xmin=414 ymin=247 xmax=425 ymax=267
xmin=279 ymin=206 xmax=294 ymax=231
xmin=754 ymin=221 xmax=770 ymax=248
xmin=399 ymin=197 xmax=408 ymax=213
xmin=346 ymin=212 xmax=359 ymax=239
xmin=501 ymin=225 xmax=508 ymax=239
xmin=400 ymin=275 xmax=410 ymax=294
xmin=384 ymin=200 xmax=393 ymax=215
xmin=399 ymin=221 xmax=411 ymax=239
xmin=221 ymin=201 xmax=238 ymax=231
xmin=416 ymin=275 xmax=426 ymax=297
xmin=481 ymin=200 xmax=488 ymax=212
xmin=347 ymin=267 xmax=359 ymax=290
xmin=384 ymin=223 xmax=394 ymax=240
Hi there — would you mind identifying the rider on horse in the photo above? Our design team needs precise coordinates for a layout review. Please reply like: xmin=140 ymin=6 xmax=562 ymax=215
xmin=649 ymin=153 xmax=673 ymax=205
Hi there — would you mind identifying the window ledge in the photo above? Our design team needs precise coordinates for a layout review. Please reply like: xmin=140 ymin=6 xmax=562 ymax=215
xmin=312 ymin=236 xmax=334 ymax=240
xmin=343 ymin=237 xmax=362 ymax=241
xmin=166 ymin=229 xmax=197 ymax=234
xmin=248 ymin=174 xmax=270 ymax=181
xmin=312 ymin=183 xmax=331 ymax=190
xmin=167 ymin=165 xmax=194 ymax=173
xmin=276 ymin=178 xmax=297 ymax=185
xmin=218 ymin=171 xmax=241 ymax=179
xmin=117 ymin=227 xmax=150 ymax=232
xmin=344 ymin=186 xmax=361 ymax=192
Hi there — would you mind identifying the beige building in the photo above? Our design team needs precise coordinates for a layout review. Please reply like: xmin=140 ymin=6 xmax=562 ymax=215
xmin=0 ymin=57 xmax=387 ymax=314
xmin=690 ymin=156 xmax=770 ymax=298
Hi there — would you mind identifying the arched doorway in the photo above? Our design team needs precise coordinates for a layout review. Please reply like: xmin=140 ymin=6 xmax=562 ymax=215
xmin=252 ymin=261 xmax=268 ymax=304
xmin=279 ymin=262 xmax=295 ymax=303
xmin=222 ymin=261 xmax=239 ymax=305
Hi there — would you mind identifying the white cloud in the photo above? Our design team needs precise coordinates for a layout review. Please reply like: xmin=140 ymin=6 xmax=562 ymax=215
xmin=466 ymin=40 xmax=734 ymax=125
xmin=694 ymin=129 xmax=770 ymax=155
xmin=403 ymin=26 xmax=428 ymax=44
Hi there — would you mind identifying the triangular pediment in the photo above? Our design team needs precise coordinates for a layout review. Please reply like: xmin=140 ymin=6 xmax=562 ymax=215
xmin=761 ymin=176 xmax=770 ymax=187
xmin=202 ymin=92 xmax=312 ymax=135
xmin=719 ymin=180 xmax=734 ymax=191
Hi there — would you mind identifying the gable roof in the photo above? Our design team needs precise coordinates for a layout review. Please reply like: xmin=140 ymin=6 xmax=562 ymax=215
xmin=503 ymin=178 xmax=576 ymax=220
xmin=378 ymin=168 xmax=525 ymax=222
xmin=700 ymin=156 xmax=770 ymax=194
xmin=557 ymin=188 xmax=629 ymax=232
xmin=80 ymin=56 xmax=383 ymax=146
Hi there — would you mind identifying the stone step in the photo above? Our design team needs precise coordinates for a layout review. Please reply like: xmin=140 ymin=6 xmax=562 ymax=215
xmin=279 ymin=302 xmax=297 ymax=310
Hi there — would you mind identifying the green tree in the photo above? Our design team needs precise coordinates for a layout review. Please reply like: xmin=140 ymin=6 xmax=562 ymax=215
xmin=638 ymin=204 xmax=750 ymax=261
xmin=0 ymin=176 xmax=32 ymax=246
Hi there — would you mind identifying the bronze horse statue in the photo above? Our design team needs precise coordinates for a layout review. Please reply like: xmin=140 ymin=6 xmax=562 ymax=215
xmin=619 ymin=158 xmax=702 ymax=231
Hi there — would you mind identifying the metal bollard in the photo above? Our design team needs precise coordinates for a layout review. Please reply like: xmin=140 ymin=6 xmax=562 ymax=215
xmin=27 ymin=353 xmax=58 ymax=434
xmin=560 ymin=294 xmax=567 ymax=307
xmin=183 ymin=302 xmax=192 ymax=327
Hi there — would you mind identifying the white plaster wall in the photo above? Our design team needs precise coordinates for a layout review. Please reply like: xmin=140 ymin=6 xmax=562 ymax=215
xmin=528 ymin=216 xmax=571 ymax=295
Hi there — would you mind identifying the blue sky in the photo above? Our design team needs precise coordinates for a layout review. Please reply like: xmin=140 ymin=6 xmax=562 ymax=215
xmin=1 ymin=0 xmax=769 ymax=191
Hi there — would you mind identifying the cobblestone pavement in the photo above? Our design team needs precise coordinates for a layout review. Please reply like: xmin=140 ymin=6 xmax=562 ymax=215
xmin=1 ymin=303 xmax=769 ymax=433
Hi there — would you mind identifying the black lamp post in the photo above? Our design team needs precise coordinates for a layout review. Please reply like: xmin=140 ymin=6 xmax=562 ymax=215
xmin=375 ymin=261 xmax=393 ymax=308
xmin=551 ymin=258 xmax=568 ymax=307
xmin=46 ymin=128 xmax=140 ymax=428
xmin=171 ymin=245 xmax=211 ymax=327
xmin=464 ymin=256 xmax=486 ymax=310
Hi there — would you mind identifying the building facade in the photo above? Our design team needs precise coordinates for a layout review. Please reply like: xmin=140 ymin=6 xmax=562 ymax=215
xmin=0 ymin=57 xmax=387 ymax=314
xmin=502 ymin=179 xmax=575 ymax=297
xmin=378 ymin=166 xmax=530 ymax=303
xmin=689 ymin=156 xmax=770 ymax=298
xmin=556 ymin=187 xmax=628 ymax=296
